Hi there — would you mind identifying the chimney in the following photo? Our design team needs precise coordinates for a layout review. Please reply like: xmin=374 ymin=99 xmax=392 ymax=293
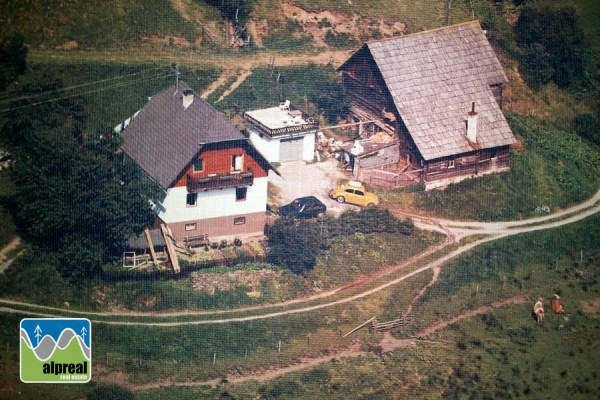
xmin=466 ymin=102 xmax=478 ymax=143
xmin=182 ymin=89 xmax=194 ymax=110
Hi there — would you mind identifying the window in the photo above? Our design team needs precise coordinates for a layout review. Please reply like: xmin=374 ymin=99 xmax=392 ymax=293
xmin=234 ymin=217 xmax=246 ymax=225
xmin=236 ymin=187 xmax=247 ymax=201
xmin=232 ymin=154 xmax=243 ymax=171
xmin=186 ymin=193 xmax=197 ymax=206
xmin=185 ymin=223 xmax=197 ymax=231
xmin=193 ymin=158 xmax=203 ymax=172
xmin=448 ymin=159 xmax=455 ymax=168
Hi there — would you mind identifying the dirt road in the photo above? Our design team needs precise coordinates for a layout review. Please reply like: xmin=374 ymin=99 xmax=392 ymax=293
xmin=2 ymin=189 xmax=598 ymax=325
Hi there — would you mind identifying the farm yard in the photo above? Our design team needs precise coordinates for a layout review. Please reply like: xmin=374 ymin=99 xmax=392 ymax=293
xmin=1 ymin=0 xmax=600 ymax=399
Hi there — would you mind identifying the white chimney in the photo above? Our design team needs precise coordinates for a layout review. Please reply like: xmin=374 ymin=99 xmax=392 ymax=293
xmin=466 ymin=102 xmax=478 ymax=143
xmin=182 ymin=89 xmax=194 ymax=109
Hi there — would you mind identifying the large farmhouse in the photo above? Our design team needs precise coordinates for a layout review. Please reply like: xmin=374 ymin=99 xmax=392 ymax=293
xmin=338 ymin=21 xmax=516 ymax=189
xmin=119 ymin=82 xmax=274 ymax=242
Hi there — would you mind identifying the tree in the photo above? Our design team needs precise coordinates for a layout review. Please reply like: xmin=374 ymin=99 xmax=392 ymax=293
xmin=1 ymin=69 xmax=159 ymax=280
xmin=573 ymin=113 xmax=600 ymax=146
xmin=515 ymin=5 xmax=585 ymax=88
xmin=266 ymin=217 xmax=320 ymax=274
xmin=0 ymin=34 xmax=28 ymax=90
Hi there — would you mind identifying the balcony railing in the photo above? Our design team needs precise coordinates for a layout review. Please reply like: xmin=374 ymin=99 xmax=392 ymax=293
xmin=187 ymin=170 xmax=254 ymax=192
xmin=244 ymin=111 xmax=319 ymax=138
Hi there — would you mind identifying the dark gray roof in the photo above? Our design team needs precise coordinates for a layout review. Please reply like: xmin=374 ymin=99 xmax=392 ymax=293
xmin=121 ymin=82 xmax=244 ymax=188
xmin=346 ymin=21 xmax=515 ymax=160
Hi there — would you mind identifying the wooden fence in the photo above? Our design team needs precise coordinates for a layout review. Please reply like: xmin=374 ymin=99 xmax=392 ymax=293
xmin=371 ymin=314 xmax=413 ymax=332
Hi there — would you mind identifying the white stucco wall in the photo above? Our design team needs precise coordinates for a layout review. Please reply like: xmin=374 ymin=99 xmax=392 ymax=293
xmin=248 ymin=128 xmax=316 ymax=163
xmin=157 ymin=177 xmax=268 ymax=224
xmin=301 ymin=132 xmax=316 ymax=161
xmin=248 ymin=129 xmax=280 ymax=163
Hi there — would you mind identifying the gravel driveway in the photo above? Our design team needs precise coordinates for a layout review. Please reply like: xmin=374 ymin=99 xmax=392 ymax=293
xmin=268 ymin=158 xmax=356 ymax=216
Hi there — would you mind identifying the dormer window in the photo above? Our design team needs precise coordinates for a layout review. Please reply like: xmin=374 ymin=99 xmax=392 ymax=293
xmin=232 ymin=154 xmax=243 ymax=172
xmin=193 ymin=158 xmax=204 ymax=172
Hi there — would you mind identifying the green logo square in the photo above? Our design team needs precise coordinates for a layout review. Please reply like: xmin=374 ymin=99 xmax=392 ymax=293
xmin=20 ymin=318 xmax=91 ymax=383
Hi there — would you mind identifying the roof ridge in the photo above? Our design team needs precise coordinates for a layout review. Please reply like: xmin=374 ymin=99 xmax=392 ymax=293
xmin=367 ymin=20 xmax=481 ymax=45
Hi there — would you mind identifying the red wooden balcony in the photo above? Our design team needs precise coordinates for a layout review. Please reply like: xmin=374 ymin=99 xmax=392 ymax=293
xmin=187 ymin=170 xmax=254 ymax=192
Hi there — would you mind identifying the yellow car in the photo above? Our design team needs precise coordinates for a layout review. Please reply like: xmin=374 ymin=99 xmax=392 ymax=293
xmin=329 ymin=181 xmax=379 ymax=207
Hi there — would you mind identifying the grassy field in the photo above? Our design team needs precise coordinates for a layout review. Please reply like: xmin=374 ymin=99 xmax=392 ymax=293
xmin=1 ymin=0 xmax=599 ymax=399
xmin=2 ymin=215 xmax=596 ymax=399
xmin=0 ymin=0 xmax=206 ymax=49
xmin=21 ymin=62 xmax=221 ymax=135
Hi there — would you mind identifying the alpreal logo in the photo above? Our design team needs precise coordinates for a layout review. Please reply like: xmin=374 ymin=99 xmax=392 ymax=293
xmin=20 ymin=318 xmax=91 ymax=383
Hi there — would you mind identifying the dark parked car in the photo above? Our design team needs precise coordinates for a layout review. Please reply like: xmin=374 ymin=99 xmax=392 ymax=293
xmin=278 ymin=196 xmax=327 ymax=218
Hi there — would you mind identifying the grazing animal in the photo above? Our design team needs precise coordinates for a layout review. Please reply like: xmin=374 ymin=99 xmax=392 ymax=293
xmin=533 ymin=298 xmax=544 ymax=323
xmin=551 ymin=294 xmax=564 ymax=314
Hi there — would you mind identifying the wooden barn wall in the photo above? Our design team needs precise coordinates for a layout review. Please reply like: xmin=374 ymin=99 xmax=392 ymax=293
xmin=340 ymin=54 xmax=396 ymax=119
xmin=489 ymin=83 xmax=504 ymax=109
xmin=423 ymin=146 xmax=510 ymax=181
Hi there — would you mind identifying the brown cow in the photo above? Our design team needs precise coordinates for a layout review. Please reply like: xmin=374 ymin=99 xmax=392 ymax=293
xmin=551 ymin=294 xmax=564 ymax=314
xmin=533 ymin=298 xmax=544 ymax=323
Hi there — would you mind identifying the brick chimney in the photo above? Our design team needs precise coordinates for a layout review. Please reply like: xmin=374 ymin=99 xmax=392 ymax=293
xmin=466 ymin=102 xmax=478 ymax=143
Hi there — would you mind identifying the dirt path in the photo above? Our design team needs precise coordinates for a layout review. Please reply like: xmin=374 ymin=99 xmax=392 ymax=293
xmin=0 ymin=237 xmax=21 ymax=274
xmin=215 ymin=69 xmax=253 ymax=103
xmin=29 ymin=48 xmax=351 ymax=71
xmin=1 ymin=189 xmax=598 ymax=322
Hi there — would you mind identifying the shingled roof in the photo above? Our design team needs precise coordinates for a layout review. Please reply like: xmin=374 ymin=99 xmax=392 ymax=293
xmin=121 ymin=82 xmax=244 ymax=188
xmin=342 ymin=21 xmax=515 ymax=160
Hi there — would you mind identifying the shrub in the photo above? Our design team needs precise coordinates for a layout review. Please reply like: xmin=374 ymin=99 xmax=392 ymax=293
xmin=86 ymin=384 xmax=134 ymax=400
xmin=515 ymin=5 xmax=585 ymax=88
xmin=266 ymin=217 xmax=320 ymax=274
xmin=573 ymin=113 xmax=600 ymax=146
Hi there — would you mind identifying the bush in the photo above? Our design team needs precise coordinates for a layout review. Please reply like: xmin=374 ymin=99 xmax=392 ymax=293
xmin=515 ymin=5 xmax=585 ymax=88
xmin=266 ymin=217 xmax=320 ymax=274
xmin=573 ymin=113 xmax=600 ymax=146
xmin=266 ymin=208 xmax=413 ymax=273
xmin=86 ymin=384 xmax=134 ymax=400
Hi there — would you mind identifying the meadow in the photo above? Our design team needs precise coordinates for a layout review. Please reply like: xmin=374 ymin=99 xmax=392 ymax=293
xmin=0 ymin=0 xmax=599 ymax=398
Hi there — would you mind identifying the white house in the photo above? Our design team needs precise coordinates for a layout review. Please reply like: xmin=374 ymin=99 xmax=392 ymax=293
xmin=120 ymin=82 xmax=276 ymax=242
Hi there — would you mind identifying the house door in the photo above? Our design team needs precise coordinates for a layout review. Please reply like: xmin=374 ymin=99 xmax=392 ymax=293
xmin=279 ymin=137 xmax=303 ymax=163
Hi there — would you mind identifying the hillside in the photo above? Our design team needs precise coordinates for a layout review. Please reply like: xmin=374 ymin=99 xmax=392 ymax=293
xmin=0 ymin=1 xmax=599 ymax=399
xmin=0 ymin=0 xmax=476 ymax=51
